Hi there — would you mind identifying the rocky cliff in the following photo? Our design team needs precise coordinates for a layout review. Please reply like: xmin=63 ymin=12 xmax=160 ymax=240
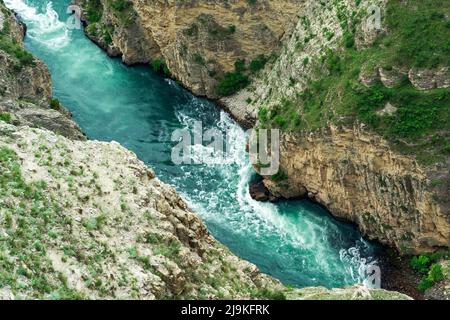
xmin=0 ymin=2 xmax=84 ymax=140
xmin=75 ymin=0 xmax=303 ymax=98
xmin=268 ymin=125 xmax=449 ymax=255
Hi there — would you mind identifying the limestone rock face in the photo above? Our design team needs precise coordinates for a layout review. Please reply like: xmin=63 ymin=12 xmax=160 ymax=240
xmin=408 ymin=67 xmax=450 ymax=90
xmin=0 ymin=2 xmax=84 ymax=140
xmin=75 ymin=0 xmax=303 ymax=98
xmin=256 ymin=125 xmax=450 ymax=254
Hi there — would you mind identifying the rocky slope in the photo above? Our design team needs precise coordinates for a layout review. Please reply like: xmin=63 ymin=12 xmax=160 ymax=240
xmin=0 ymin=2 xmax=84 ymax=140
xmin=74 ymin=0 xmax=303 ymax=98
xmin=0 ymin=121 xmax=412 ymax=300
xmin=0 ymin=121 xmax=280 ymax=299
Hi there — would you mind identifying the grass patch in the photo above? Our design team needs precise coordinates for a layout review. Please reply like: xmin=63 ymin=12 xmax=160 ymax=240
xmin=0 ymin=35 xmax=35 ymax=69
xmin=0 ymin=112 xmax=12 ymax=123
xmin=0 ymin=147 xmax=84 ymax=299
xmin=83 ymin=0 xmax=103 ymax=24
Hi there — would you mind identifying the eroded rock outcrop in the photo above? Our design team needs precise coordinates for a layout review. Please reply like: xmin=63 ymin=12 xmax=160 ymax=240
xmin=265 ymin=125 xmax=450 ymax=255
xmin=75 ymin=0 xmax=303 ymax=98
xmin=0 ymin=2 xmax=84 ymax=140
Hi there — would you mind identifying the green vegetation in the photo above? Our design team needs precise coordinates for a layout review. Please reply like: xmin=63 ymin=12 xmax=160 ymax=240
xmin=259 ymin=0 xmax=450 ymax=164
xmin=150 ymin=58 xmax=171 ymax=76
xmin=84 ymin=0 xmax=103 ymax=24
xmin=0 ymin=112 xmax=12 ymax=123
xmin=217 ymin=55 xmax=268 ymax=96
xmin=110 ymin=0 xmax=132 ymax=12
xmin=193 ymin=53 xmax=205 ymax=66
xmin=82 ymin=214 xmax=107 ymax=231
xmin=0 ymin=25 xmax=35 ymax=69
xmin=385 ymin=0 xmax=449 ymax=68
xmin=410 ymin=252 xmax=449 ymax=291
xmin=0 ymin=147 xmax=84 ymax=299
xmin=102 ymin=25 xmax=114 ymax=46
xmin=249 ymin=55 xmax=268 ymax=73
xmin=50 ymin=98 xmax=61 ymax=111
xmin=218 ymin=71 xmax=249 ymax=96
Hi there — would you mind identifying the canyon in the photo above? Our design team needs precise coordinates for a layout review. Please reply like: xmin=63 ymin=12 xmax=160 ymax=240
xmin=75 ymin=0 xmax=450 ymax=255
xmin=0 ymin=0 xmax=415 ymax=299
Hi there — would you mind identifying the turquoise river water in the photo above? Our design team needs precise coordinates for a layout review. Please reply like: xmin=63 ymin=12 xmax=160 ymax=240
xmin=5 ymin=0 xmax=380 ymax=288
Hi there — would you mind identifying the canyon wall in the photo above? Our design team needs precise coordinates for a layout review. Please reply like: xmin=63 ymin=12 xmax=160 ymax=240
xmin=0 ymin=4 xmax=84 ymax=140
xmin=244 ymin=0 xmax=450 ymax=254
xmin=75 ymin=0 xmax=303 ymax=97
xmin=266 ymin=126 xmax=449 ymax=255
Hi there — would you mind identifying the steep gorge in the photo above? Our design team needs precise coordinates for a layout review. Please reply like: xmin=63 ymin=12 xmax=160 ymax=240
xmin=75 ymin=0 xmax=450 ymax=255
xmin=0 ymin=2 xmax=84 ymax=139
xmin=0 ymin=0 xmax=414 ymax=299
xmin=74 ymin=0 xmax=450 ymax=257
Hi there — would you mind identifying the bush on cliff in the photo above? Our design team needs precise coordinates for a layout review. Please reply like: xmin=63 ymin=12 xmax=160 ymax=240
xmin=217 ymin=71 xmax=249 ymax=96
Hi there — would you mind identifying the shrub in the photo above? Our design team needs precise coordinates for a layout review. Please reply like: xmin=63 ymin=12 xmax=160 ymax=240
xmin=428 ymin=264 xmax=445 ymax=282
xmin=418 ymin=264 xmax=445 ymax=291
xmin=150 ymin=58 xmax=171 ymax=76
xmin=259 ymin=107 xmax=268 ymax=122
xmin=410 ymin=255 xmax=431 ymax=274
xmin=0 ymin=112 xmax=12 ymax=123
xmin=249 ymin=55 xmax=268 ymax=73
xmin=217 ymin=71 xmax=249 ymax=96
xmin=234 ymin=59 xmax=246 ymax=73
xmin=193 ymin=53 xmax=205 ymax=65
xmin=344 ymin=32 xmax=355 ymax=48
xmin=85 ymin=0 xmax=103 ymax=23
xmin=151 ymin=59 xmax=163 ymax=72
xmin=50 ymin=98 xmax=61 ymax=111
xmin=110 ymin=0 xmax=131 ymax=12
